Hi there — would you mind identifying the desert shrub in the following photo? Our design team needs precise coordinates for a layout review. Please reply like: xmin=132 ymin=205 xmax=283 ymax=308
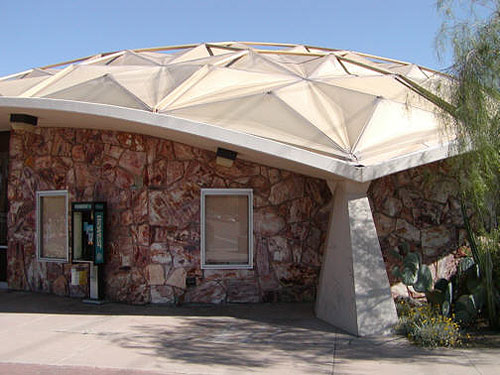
xmin=395 ymin=300 xmax=467 ymax=348
xmin=488 ymin=229 xmax=500 ymax=290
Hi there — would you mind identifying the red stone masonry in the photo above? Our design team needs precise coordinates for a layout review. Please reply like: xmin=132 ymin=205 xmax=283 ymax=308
xmin=367 ymin=161 xmax=465 ymax=289
xmin=7 ymin=128 xmax=332 ymax=304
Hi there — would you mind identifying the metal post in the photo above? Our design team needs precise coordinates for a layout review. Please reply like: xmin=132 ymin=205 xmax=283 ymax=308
xmin=84 ymin=264 xmax=104 ymax=304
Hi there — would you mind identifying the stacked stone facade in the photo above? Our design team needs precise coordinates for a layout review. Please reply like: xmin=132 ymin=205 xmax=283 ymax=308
xmin=7 ymin=128 xmax=331 ymax=304
xmin=368 ymin=161 xmax=465 ymax=291
xmin=6 ymin=126 xmax=466 ymax=304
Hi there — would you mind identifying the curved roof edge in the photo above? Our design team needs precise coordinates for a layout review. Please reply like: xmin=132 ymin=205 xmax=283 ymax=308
xmin=0 ymin=97 xmax=457 ymax=182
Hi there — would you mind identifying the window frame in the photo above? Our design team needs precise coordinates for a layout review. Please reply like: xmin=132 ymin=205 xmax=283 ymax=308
xmin=36 ymin=190 xmax=69 ymax=262
xmin=200 ymin=188 xmax=253 ymax=270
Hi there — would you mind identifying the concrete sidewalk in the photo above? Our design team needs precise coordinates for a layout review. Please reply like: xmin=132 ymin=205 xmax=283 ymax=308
xmin=0 ymin=290 xmax=499 ymax=374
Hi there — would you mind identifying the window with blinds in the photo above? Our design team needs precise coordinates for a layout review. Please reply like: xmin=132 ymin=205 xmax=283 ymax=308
xmin=201 ymin=189 xmax=253 ymax=269
xmin=37 ymin=190 xmax=68 ymax=261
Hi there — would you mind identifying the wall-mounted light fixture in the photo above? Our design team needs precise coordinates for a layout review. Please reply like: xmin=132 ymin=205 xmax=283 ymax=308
xmin=10 ymin=113 xmax=38 ymax=131
xmin=216 ymin=147 xmax=237 ymax=168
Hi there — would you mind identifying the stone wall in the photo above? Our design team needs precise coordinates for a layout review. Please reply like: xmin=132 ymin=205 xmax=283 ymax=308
xmin=368 ymin=161 xmax=465 ymax=293
xmin=7 ymin=128 xmax=332 ymax=304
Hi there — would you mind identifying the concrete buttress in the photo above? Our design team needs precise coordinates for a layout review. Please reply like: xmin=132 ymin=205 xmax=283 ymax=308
xmin=315 ymin=180 xmax=398 ymax=336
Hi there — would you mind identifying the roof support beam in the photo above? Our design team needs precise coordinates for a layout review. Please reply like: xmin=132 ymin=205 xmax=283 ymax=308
xmin=315 ymin=180 xmax=398 ymax=336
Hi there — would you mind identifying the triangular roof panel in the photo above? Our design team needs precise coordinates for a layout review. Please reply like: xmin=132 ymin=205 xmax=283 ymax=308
xmin=0 ymin=41 xmax=455 ymax=172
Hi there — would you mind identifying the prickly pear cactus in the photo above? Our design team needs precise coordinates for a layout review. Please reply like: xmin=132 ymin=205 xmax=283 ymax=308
xmin=392 ymin=245 xmax=432 ymax=293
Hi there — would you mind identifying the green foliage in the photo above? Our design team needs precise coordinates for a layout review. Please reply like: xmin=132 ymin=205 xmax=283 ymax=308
xmin=436 ymin=1 xmax=500 ymax=329
xmin=414 ymin=264 xmax=433 ymax=293
xmin=460 ymin=201 xmax=499 ymax=327
xmin=393 ymin=247 xmax=453 ymax=316
xmin=490 ymin=228 xmax=500 ymax=288
xmin=437 ymin=0 xmax=500 ymax=232
xmin=395 ymin=300 xmax=466 ymax=347
xmin=455 ymin=294 xmax=480 ymax=323
xmin=392 ymin=245 xmax=433 ymax=293
xmin=395 ymin=251 xmax=420 ymax=285
xmin=426 ymin=278 xmax=453 ymax=316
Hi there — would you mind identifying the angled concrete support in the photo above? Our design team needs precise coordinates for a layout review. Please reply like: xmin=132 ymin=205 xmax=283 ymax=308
xmin=315 ymin=180 xmax=397 ymax=336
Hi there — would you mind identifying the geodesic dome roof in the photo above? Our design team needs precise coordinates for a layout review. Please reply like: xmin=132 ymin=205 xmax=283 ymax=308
xmin=0 ymin=42 xmax=456 ymax=180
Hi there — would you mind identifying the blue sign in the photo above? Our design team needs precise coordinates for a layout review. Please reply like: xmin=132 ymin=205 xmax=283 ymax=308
xmin=95 ymin=211 xmax=104 ymax=264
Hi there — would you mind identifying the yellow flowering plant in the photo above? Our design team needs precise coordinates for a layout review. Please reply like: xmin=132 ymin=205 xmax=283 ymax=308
xmin=395 ymin=299 xmax=468 ymax=348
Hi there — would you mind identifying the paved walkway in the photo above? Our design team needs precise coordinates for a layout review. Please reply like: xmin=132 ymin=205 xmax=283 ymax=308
xmin=0 ymin=290 xmax=499 ymax=374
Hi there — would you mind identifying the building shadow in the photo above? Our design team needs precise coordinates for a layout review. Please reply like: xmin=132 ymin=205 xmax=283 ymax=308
xmin=1 ymin=290 xmax=498 ymax=371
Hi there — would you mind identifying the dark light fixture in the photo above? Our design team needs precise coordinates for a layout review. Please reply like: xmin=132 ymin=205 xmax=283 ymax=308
xmin=216 ymin=147 xmax=237 ymax=168
xmin=10 ymin=113 xmax=38 ymax=130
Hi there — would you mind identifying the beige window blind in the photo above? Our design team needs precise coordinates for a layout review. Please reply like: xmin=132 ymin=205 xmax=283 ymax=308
xmin=201 ymin=189 xmax=253 ymax=269
xmin=37 ymin=191 xmax=68 ymax=261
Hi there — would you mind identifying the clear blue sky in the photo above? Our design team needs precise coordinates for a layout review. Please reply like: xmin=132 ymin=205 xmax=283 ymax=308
xmin=1 ymin=1 xmax=451 ymax=77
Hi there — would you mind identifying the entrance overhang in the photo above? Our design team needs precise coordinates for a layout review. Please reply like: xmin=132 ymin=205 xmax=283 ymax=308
xmin=0 ymin=97 xmax=456 ymax=184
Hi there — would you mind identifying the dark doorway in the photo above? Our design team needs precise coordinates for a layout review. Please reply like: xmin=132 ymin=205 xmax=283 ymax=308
xmin=0 ymin=132 xmax=9 ymax=283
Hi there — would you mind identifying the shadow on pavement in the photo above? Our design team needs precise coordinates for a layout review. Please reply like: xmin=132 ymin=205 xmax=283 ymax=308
xmin=113 ymin=318 xmax=338 ymax=369
xmin=0 ymin=289 xmax=336 ymax=332
xmin=1 ymin=289 xmax=499 ymax=372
